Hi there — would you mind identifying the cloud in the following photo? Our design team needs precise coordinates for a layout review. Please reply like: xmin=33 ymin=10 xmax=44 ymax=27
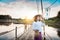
xmin=0 ymin=1 xmax=60 ymax=18
xmin=0 ymin=1 xmax=38 ymax=18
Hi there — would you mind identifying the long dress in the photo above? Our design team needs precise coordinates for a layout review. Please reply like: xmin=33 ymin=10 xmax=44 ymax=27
xmin=34 ymin=32 xmax=42 ymax=40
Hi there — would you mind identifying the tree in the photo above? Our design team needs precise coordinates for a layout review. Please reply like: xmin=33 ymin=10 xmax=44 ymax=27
xmin=45 ymin=11 xmax=60 ymax=28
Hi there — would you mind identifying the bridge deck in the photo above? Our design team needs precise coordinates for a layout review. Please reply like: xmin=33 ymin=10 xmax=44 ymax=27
xmin=11 ymin=26 xmax=54 ymax=40
xmin=18 ymin=27 xmax=34 ymax=40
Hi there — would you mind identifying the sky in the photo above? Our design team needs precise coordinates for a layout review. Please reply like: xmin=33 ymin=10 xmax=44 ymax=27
xmin=0 ymin=0 xmax=60 ymax=19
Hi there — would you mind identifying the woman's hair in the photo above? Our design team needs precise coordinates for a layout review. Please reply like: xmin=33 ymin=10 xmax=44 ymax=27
xmin=33 ymin=14 xmax=43 ymax=22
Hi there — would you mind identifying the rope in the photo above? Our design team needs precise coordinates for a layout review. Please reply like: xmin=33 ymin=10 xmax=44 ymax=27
xmin=35 ymin=0 xmax=40 ymax=14
xmin=47 ymin=0 xmax=57 ymax=8
xmin=41 ymin=0 xmax=43 ymax=15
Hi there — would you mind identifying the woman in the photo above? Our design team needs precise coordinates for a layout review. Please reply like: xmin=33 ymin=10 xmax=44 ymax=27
xmin=32 ymin=14 xmax=45 ymax=40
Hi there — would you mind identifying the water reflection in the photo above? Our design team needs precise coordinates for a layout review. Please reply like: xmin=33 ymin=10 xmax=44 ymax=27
xmin=45 ymin=25 xmax=60 ymax=40
xmin=0 ymin=24 xmax=25 ymax=40
xmin=0 ymin=36 xmax=8 ymax=40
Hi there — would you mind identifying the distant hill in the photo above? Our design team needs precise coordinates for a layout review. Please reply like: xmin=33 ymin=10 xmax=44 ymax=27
xmin=0 ymin=15 xmax=12 ymax=26
xmin=45 ymin=11 xmax=60 ymax=28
